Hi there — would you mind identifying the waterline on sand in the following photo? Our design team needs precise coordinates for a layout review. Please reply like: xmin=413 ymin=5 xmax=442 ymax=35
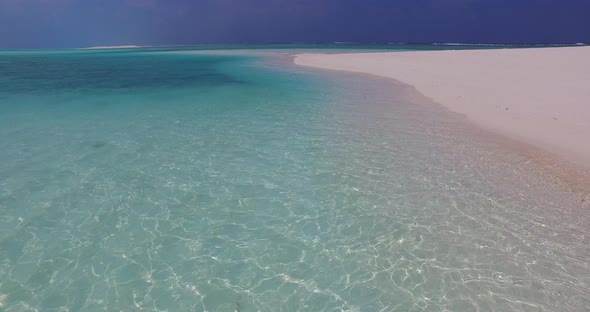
xmin=295 ymin=47 xmax=590 ymax=170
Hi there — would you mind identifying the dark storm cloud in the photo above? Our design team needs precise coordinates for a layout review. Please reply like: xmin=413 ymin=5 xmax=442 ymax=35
xmin=0 ymin=0 xmax=588 ymax=48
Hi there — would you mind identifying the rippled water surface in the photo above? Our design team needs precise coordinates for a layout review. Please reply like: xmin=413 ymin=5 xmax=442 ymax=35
xmin=0 ymin=49 xmax=589 ymax=311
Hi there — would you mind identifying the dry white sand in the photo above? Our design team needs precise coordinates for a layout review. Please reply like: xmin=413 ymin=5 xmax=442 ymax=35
xmin=295 ymin=47 xmax=590 ymax=168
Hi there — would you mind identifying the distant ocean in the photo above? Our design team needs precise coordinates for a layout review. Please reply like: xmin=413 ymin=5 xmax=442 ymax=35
xmin=0 ymin=46 xmax=588 ymax=311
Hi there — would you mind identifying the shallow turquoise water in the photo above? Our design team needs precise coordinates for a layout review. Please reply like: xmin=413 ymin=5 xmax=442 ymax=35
xmin=0 ymin=49 xmax=589 ymax=311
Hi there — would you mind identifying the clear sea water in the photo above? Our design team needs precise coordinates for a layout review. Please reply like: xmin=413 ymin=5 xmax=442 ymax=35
xmin=0 ymin=46 xmax=589 ymax=311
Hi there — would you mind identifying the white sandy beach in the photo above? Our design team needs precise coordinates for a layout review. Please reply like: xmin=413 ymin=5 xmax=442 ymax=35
xmin=295 ymin=47 xmax=590 ymax=168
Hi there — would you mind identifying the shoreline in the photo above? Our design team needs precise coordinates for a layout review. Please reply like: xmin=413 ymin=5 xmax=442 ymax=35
xmin=294 ymin=47 xmax=590 ymax=193
xmin=294 ymin=47 xmax=590 ymax=170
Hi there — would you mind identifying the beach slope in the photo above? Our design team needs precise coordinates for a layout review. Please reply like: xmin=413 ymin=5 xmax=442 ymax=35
xmin=295 ymin=47 xmax=590 ymax=168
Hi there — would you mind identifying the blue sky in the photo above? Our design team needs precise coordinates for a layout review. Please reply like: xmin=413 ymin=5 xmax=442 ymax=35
xmin=0 ymin=0 xmax=589 ymax=48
